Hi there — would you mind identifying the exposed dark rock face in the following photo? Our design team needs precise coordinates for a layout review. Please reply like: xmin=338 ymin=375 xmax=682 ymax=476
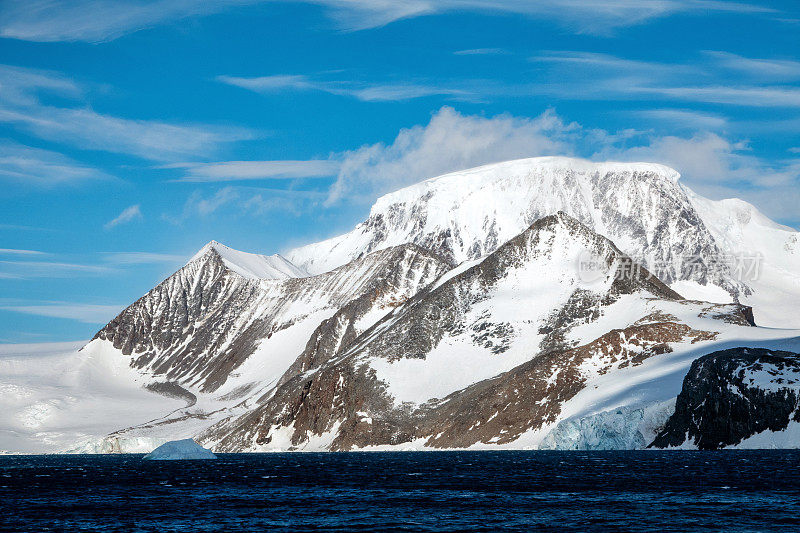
xmin=211 ymin=359 xmax=415 ymax=452
xmin=650 ymin=347 xmax=800 ymax=450
xmin=94 ymin=244 xmax=452 ymax=393
xmin=94 ymin=249 xmax=271 ymax=392
xmin=206 ymin=307 xmax=721 ymax=451
xmin=417 ymin=321 xmax=716 ymax=448
xmin=144 ymin=382 xmax=197 ymax=407
xmin=697 ymin=303 xmax=756 ymax=326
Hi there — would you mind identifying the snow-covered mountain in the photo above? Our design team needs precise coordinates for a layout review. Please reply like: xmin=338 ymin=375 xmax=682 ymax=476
xmin=95 ymin=239 xmax=450 ymax=394
xmin=204 ymin=213 xmax=794 ymax=452
xmin=1 ymin=157 xmax=799 ymax=453
xmin=288 ymin=157 xmax=800 ymax=328
xmin=288 ymin=158 xmax=732 ymax=287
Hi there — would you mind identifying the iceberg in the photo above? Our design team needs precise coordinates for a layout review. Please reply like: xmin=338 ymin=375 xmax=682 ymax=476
xmin=143 ymin=439 xmax=217 ymax=460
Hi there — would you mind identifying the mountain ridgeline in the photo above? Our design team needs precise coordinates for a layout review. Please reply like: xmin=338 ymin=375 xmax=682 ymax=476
xmin=84 ymin=157 xmax=800 ymax=452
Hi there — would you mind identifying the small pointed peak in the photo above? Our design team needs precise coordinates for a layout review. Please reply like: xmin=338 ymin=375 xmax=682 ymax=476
xmin=189 ymin=240 xmax=227 ymax=263
xmin=187 ymin=240 xmax=309 ymax=280
xmin=203 ymin=239 xmax=230 ymax=251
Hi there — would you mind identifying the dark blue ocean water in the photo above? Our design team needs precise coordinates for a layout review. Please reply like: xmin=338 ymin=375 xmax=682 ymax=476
xmin=1 ymin=450 xmax=799 ymax=532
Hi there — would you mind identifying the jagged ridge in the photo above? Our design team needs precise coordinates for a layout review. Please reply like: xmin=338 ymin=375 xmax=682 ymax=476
xmin=94 ymin=242 xmax=452 ymax=393
xmin=288 ymin=157 xmax=744 ymax=298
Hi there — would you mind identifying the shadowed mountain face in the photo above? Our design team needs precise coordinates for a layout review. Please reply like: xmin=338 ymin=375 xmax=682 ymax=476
xmin=201 ymin=214 xmax=755 ymax=451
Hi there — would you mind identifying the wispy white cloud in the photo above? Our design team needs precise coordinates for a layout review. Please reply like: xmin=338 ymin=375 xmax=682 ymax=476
xmin=101 ymin=252 xmax=186 ymax=264
xmin=0 ymin=249 xmax=186 ymax=280
xmin=0 ymin=140 xmax=113 ymax=185
xmin=704 ymin=51 xmax=800 ymax=81
xmin=639 ymin=86 xmax=800 ymax=108
xmin=0 ymin=260 xmax=115 ymax=278
xmin=594 ymin=132 xmax=796 ymax=188
xmin=217 ymin=74 xmax=469 ymax=102
xmin=183 ymin=187 xmax=241 ymax=217
xmin=223 ymin=50 xmax=800 ymax=109
xmin=453 ymin=48 xmax=508 ymax=56
xmin=104 ymin=204 xmax=142 ymax=230
xmin=328 ymin=106 xmax=580 ymax=203
xmin=632 ymin=109 xmax=728 ymax=130
xmin=534 ymin=50 xmax=685 ymax=75
xmin=348 ymin=84 xmax=469 ymax=102
xmin=326 ymin=106 xmax=800 ymax=224
xmin=0 ymin=0 xmax=237 ymax=43
xmin=216 ymin=74 xmax=314 ymax=92
xmin=0 ymin=301 xmax=123 ymax=323
xmin=168 ymin=159 xmax=339 ymax=182
xmin=530 ymin=51 xmax=800 ymax=108
xmin=0 ymin=64 xmax=253 ymax=162
xmin=0 ymin=0 xmax=771 ymax=42
xmin=0 ymin=248 xmax=47 ymax=255
xmin=0 ymin=106 xmax=253 ymax=161
xmin=170 ymin=185 xmax=326 ymax=221
xmin=0 ymin=64 xmax=81 ymax=105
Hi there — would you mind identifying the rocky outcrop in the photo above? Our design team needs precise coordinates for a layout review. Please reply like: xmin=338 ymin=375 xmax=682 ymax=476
xmin=650 ymin=347 xmax=800 ymax=450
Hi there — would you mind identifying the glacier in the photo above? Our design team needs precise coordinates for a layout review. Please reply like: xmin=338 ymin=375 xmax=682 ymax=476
xmin=539 ymin=401 xmax=676 ymax=450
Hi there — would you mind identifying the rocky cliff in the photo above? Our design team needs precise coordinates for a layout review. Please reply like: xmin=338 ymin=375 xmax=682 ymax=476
xmin=650 ymin=347 xmax=800 ymax=450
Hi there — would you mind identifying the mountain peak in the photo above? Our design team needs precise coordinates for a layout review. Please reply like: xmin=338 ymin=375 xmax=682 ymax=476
xmin=368 ymin=157 xmax=681 ymax=218
xmin=189 ymin=240 xmax=309 ymax=280
xmin=419 ymin=156 xmax=681 ymax=186
xmin=287 ymin=157 xmax=696 ymax=281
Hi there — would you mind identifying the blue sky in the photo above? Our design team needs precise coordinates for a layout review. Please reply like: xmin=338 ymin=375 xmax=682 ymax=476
xmin=0 ymin=0 xmax=798 ymax=343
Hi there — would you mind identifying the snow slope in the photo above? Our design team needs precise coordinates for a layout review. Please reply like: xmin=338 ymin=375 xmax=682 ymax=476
xmin=685 ymin=189 xmax=800 ymax=328
xmin=189 ymin=240 xmax=309 ymax=280
xmin=0 ymin=340 xmax=185 ymax=454
xmin=362 ymin=213 xmax=677 ymax=405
